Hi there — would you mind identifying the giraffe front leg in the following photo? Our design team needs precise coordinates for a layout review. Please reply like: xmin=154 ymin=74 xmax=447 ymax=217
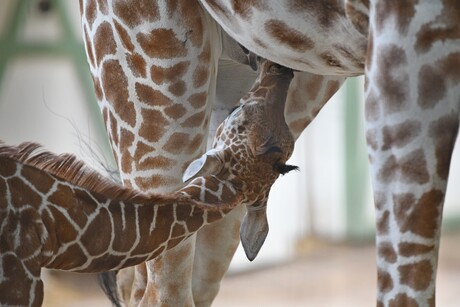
xmin=80 ymin=0 xmax=223 ymax=305
xmin=366 ymin=1 xmax=460 ymax=305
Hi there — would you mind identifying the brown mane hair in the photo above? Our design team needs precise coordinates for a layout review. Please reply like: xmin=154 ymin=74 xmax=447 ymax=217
xmin=0 ymin=141 xmax=149 ymax=202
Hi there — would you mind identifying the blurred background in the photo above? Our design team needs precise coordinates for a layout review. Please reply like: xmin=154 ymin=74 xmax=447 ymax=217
xmin=1 ymin=0 xmax=459 ymax=306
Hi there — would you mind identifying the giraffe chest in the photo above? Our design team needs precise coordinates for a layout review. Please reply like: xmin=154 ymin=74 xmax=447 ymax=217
xmin=202 ymin=0 xmax=368 ymax=75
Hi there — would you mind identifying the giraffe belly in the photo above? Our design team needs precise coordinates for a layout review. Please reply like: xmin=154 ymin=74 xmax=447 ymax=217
xmin=201 ymin=0 xmax=368 ymax=76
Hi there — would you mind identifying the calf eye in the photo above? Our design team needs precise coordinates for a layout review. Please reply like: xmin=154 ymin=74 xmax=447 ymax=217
xmin=275 ymin=163 xmax=299 ymax=175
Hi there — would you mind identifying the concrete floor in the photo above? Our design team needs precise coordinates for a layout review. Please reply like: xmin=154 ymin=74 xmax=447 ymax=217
xmin=42 ymin=232 xmax=460 ymax=306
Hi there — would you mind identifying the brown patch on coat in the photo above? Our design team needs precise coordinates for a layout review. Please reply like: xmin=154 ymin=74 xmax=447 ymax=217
xmin=374 ymin=0 xmax=418 ymax=35
xmin=415 ymin=0 xmax=460 ymax=54
xmin=188 ymin=92 xmax=208 ymax=109
xmin=127 ymin=53 xmax=147 ymax=78
xmin=138 ymin=109 xmax=168 ymax=143
xmin=94 ymin=22 xmax=117 ymax=64
xmin=378 ymin=242 xmax=397 ymax=263
xmin=112 ymin=0 xmax=160 ymax=28
xmin=135 ymin=83 xmax=173 ymax=106
xmin=265 ymin=20 xmax=315 ymax=51
xmin=163 ymin=133 xmax=190 ymax=154
xmin=393 ymin=190 xmax=444 ymax=238
xmin=113 ymin=20 xmax=135 ymax=52
xmin=389 ymin=293 xmax=418 ymax=307
xmin=398 ymin=242 xmax=434 ymax=257
xmin=381 ymin=120 xmax=421 ymax=151
xmin=378 ymin=149 xmax=429 ymax=184
xmin=376 ymin=44 xmax=409 ymax=115
xmin=399 ymin=260 xmax=433 ymax=291
xmin=377 ymin=269 xmax=393 ymax=293
xmin=101 ymin=60 xmax=136 ymax=127
xmin=137 ymin=29 xmax=187 ymax=59
xmin=429 ymin=113 xmax=459 ymax=180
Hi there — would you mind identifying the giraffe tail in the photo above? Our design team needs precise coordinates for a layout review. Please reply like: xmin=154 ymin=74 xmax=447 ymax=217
xmin=97 ymin=271 xmax=122 ymax=307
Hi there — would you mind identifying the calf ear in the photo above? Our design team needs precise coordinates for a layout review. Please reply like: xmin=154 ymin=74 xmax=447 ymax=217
xmin=182 ymin=149 xmax=225 ymax=182
xmin=240 ymin=202 xmax=269 ymax=261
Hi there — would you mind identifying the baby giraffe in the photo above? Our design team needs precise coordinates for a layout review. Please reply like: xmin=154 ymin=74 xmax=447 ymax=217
xmin=0 ymin=60 xmax=296 ymax=307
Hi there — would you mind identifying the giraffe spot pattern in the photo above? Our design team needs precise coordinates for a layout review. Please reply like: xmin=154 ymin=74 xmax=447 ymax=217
xmin=108 ymin=111 xmax=120 ymax=149
xmin=138 ymin=156 xmax=176 ymax=171
xmin=393 ymin=190 xmax=444 ymax=238
xmin=193 ymin=65 xmax=210 ymax=88
xmin=188 ymin=92 xmax=208 ymax=109
xmin=429 ymin=113 xmax=459 ymax=180
xmin=138 ymin=108 xmax=168 ymax=143
xmin=112 ymin=0 xmax=160 ymax=28
xmin=48 ymin=205 xmax=79 ymax=245
xmin=94 ymin=22 xmax=117 ymax=65
xmin=265 ymin=19 xmax=315 ymax=52
xmin=8 ymin=177 xmax=42 ymax=208
xmin=364 ymin=90 xmax=380 ymax=122
xmin=378 ymin=242 xmax=397 ymax=263
xmin=137 ymin=29 xmax=188 ymax=59
xmin=80 ymin=207 xmax=112 ymax=256
xmin=164 ymin=103 xmax=187 ymax=120
xmin=399 ymin=260 xmax=433 ymax=291
xmin=168 ymin=81 xmax=187 ymax=97
xmin=84 ymin=27 xmax=96 ymax=69
xmin=150 ymin=62 xmax=190 ymax=85
xmin=0 ymin=254 xmax=35 ymax=306
xmin=417 ymin=64 xmax=446 ymax=109
xmin=366 ymin=129 xmax=378 ymax=151
xmin=398 ymin=242 xmax=434 ymax=257
xmin=20 ymin=166 xmax=55 ymax=194
xmin=135 ymin=83 xmax=173 ymax=106
xmin=113 ymin=20 xmax=135 ymax=52
xmin=101 ymin=60 xmax=136 ymax=127
xmin=92 ymin=76 xmax=103 ymax=101
xmin=96 ymin=0 xmax=108 ymax=15
xmin=376 ymin=44 xmax=409 ymax=115
xmin=374 ymin=0 xmax=417 ymax=35
xmin=415 ymin=1 xmax=460 ymax=54
xmin=344 ymin=1 xmax=369 ymax=35
xmin=83 ymin=0 xmax=97 ymax=28
xmin=133 ymin=142 xmax=156 ymax=165
xmin=231 ymin=0 xmax=266 ymax=19
xmin=186 ymin=134 xmax=205 ymax=155
xmin=127 ymin=53 xmax=147 ymax=78
xmin=288 ymin=0 xmax=343 ymax=30
xmin=377 ymin=269 xmax=393 ymax=293
xmin=377 ymin=149 xmax=430 ymax=184
xmin=134 ymin=175 xmax=180 ymax=191
xmin=389 ymin=293 xmax=418 ymax=307
xmin=163 ymin=133 xmax=190 ymax=154
xmin=181 ymin=111 xmax=207 ymax=128
xmin=381 ymin=120 xmax=421 ymax=151
xmin=120 ymin=128 xmax=135 ymax=174
xmin=376 ymin=210 xmax=390 ymax=235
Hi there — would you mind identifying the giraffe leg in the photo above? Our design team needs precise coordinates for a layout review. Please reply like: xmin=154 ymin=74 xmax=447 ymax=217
xmin=80 ymin=1 xmax=223 ymax=305
xmin=366 ymin=1 xmax=460 ymax=305
xmin=191 ymin=65 xmax=347 ymax=305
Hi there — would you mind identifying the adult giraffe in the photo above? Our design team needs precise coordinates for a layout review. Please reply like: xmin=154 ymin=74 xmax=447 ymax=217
xmin=80 ymin=1 xmax=342 ymax=306
xmin=80 ymin=0 xmax=460 ymax=306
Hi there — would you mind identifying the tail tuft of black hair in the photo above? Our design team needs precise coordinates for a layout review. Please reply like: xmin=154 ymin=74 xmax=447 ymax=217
xmin=98 ymin=271 xmax=122 ymax=307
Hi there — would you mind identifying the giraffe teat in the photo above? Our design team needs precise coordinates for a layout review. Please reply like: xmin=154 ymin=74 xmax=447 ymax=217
xmin=183 ymin=60 xmax=297 ymax=260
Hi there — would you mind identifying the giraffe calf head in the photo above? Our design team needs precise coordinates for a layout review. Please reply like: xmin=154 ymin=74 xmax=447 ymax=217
xmin=183 ymin=60 xmax=297 ymax=260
